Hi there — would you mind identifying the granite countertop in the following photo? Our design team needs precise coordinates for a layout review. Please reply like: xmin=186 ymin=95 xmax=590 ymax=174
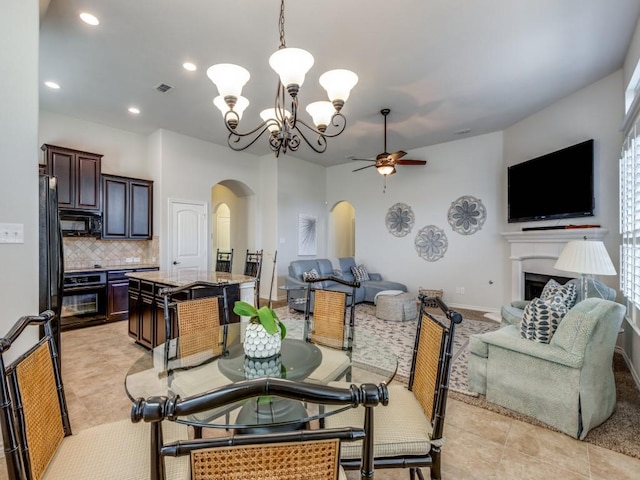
xmin=125 ymin=269 xmax=256 ymax=287
xmin=65 ymin=264 xmax=160 ymax=274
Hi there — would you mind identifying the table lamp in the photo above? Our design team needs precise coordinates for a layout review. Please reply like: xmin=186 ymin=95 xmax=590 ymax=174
xmin=553 ymin=239 xmax=616 ymax=301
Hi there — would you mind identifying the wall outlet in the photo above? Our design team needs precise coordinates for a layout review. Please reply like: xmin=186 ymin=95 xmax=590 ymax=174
xmin=125 ymin=257 xmax=134 ymax=263
xmin=455 ymin=286 xmax=465 ymax=294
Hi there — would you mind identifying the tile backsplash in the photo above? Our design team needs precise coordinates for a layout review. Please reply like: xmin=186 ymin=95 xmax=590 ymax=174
xmin=63 ymin=236 xmax=159 ymax=270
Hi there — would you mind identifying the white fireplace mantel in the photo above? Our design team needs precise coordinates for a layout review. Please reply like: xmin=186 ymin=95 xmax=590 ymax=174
xmin=502 ymin=228 xmax=608 ymax=301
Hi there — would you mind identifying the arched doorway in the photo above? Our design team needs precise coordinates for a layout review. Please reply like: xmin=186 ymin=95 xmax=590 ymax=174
xmin=329 ymin=201 xmax=355 ymax=259
xmin=211 ymin=180 xmax=257 ymax=275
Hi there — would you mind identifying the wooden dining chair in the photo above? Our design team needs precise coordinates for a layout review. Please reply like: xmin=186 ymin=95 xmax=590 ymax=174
xmin=243 ymin=249 xmax=263 ymax=305
xmin=303 ymin=277 xmax=359 ymax=384
xmin=216 ymin=248 xmax=234 ymax=273
xmin=0 ymin=311 xmax=189 ymax=480
xmin=131 ymin=377 xmax=389 ymax=480
xmin=324 ymin=296 xmax=463 ymax=480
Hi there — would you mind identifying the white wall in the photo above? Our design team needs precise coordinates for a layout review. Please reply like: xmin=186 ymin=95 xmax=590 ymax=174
xmin=0 ymin=0 xmax=40 ymax=334
xmin=503 ymin=71 xmax=623 ymax=298
xmin=39 ymin=111 xmax=150 ymax=179
xmin=276 ymin=155 xmax=328 ymax=290
xmin=327 ymin=132 xmax=505 ymax=312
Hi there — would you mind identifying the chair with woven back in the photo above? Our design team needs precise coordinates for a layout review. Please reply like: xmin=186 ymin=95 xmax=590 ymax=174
xmin=303 ymin=276 xmax=360 ymax=385
xmin=0 ymin=311 xmax=189 ymax=480
xmin=215 ymin=248 xmax=234 ymax=273
xmin=160 ymin=281 xmax=233 ymax=437
xmin=243 ymin=249 xmax=263 ymax=305
xmin=131 ymin=377 xmax=390 ymax=480
xmin=324 ymin=296 xmax=463 ymax=480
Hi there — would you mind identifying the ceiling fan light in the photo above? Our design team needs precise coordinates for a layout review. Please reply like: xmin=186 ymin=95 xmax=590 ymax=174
xmin=207 ymin=63 xmax=251 ymax=99
xmin=305 ymin=101 xmax=334 ymax=131
xmin=319 ymin=69 xmax=359 ymax=108
xmin=377 ymin=165 xmax=396 ymax=176
xmin=269 ymin=48 xmax=314 ymax=92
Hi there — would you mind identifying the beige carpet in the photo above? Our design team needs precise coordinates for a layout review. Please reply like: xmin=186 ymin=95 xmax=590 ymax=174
xmin=294 ymin=303 xmax=640 ymax=460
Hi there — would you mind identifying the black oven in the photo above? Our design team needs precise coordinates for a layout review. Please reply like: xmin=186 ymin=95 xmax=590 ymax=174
xmin=61 ymin=271 xmax=107 ymax=330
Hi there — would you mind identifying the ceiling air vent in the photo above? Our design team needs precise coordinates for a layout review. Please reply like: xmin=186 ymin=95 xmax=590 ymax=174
xmin=154 ymin=83 xmax=174 ymax=93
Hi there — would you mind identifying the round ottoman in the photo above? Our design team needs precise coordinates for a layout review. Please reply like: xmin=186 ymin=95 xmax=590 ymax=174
xmin=375 ymin=292 xmax=418 ymax=322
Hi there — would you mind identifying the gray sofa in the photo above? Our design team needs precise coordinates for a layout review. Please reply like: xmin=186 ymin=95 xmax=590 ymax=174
xmin=285 ymin=257 xmax=407 ymax=311
xmin=468 ymin=298 xmax=625 ymax=439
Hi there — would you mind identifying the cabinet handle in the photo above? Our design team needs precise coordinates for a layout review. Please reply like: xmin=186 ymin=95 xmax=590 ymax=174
xmin=173 ymin=261 xmax=180 ymax=265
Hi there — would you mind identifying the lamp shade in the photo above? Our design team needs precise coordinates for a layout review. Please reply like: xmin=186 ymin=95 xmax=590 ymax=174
xmin=207 ymin=64 xmax=250 ymax=98
xmin=305 ymin=101 xmax=334 ymax=129
xmin=269 ymin=48 xmax=314 ymax=87
xmin=260 ymin=108 xmax=291 ymax=133
xmin=554 ymin=240 xmax=616 ymax=275
xmin=213 ymin=95 xmax=249 ymax=120
xmin=319 ymin=69 xmax=359 ymax=103
xmin=377 ymin=165 xmax=396 ymax=176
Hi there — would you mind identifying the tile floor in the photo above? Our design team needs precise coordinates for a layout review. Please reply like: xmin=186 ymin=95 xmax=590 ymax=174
xmin=1 ymin=319 xmax=639 ymax=480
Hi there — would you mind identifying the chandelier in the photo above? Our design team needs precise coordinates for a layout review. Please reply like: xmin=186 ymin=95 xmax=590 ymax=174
xmin=207 ymin=0 xmax=358 ymax=157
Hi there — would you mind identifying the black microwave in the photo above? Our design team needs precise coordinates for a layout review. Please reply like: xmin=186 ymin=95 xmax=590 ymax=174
xmin=59 ymin=211 xmax=102 ymax=237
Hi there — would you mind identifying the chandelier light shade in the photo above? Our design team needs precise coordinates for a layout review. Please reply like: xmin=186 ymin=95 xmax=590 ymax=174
xmin=554 ymin=239 xmax=616 ymax=300
xmin=208 ymin=0 xmax=358 ymax=156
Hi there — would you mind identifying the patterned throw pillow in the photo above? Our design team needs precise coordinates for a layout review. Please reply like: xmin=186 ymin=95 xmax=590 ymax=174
xmin=350 ymin=264 xmax=370 ymax=282
xmin=302 ymin=268 xmax=319 ymax=282
xmin=540 ymin=279 xmax=577 ymax=308
xmin=520 ymin=295 xmax=569 ymax=343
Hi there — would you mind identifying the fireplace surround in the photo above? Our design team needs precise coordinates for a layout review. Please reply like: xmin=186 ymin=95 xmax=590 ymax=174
xmin=502 ymin=228 xmax=608 ymax=301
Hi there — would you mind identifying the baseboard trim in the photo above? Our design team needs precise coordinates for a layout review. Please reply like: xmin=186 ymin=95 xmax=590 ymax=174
xmin=615 ymin=345 xmax=640 ymax=392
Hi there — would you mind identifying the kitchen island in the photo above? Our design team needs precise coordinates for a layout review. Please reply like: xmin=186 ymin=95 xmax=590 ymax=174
xmin=126 ymin=270 xmax=255 ymax=349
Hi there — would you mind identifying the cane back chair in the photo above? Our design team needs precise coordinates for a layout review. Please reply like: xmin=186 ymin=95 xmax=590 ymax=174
xmin=243 ymin=249 xmax=263 ymax=305
xmin=325 ymin=296 xmax=463 ymax=480
xmin=303 ymin=277 xmax=359 ymax=384
xmin=0 ymin=311 xmax=188 ymax=480
xmin=160 ymin=282 xmax=232 ymax=437
xmin=131 ymin=377 xmax=389 ymax=480
xmin=215 ymin=248 xmax=234 ymax=273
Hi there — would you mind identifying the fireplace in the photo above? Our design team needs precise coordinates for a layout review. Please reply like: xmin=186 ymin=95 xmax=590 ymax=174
xmin=523 ymin=272 xmax=573 ymax=300
xmin=502 ymin=228 xmax=607 ymax=301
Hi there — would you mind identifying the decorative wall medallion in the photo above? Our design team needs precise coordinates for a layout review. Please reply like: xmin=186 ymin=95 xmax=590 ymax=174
xmin=414 ymin=225 xmax=448 ymax=262
xmin=385 ymin=203 xmax=415 ymax=237
xmin=447 ymin=195 xmax=486 ymax=235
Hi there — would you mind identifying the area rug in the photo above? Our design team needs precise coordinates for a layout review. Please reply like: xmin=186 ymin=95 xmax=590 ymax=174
xmin=276 ymin=304 xmax=640 ymax=459
xmin=275 ymin=304 xmax=498 ymax=395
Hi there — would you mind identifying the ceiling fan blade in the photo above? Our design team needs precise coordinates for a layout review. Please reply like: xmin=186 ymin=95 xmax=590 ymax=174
xmin=396 ymin=159 xmax=427 ymax=166
xmin=389 ymin=150 xmax=407 ymax=162
xmin=352 ymin=164 xmax=376 ymax=172
xmin=350 ymin=157 xmax=376 ymax=162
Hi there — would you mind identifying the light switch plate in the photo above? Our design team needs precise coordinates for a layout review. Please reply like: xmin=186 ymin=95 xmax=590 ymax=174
xmin=0 ymin=223 xmax=24 ymax=244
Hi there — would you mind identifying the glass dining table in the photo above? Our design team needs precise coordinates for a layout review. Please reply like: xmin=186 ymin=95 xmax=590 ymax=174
xmin=125 ymin=315 xmax=398 ymax=432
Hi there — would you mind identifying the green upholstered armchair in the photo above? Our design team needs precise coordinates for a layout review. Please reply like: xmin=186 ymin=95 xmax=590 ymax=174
xmin=500 ymin=278 xmax=616 ymax=327
xmin=468 ymin=297 xmax=625 ymax=439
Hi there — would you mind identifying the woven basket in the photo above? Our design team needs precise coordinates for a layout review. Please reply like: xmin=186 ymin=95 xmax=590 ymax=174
xmin=418 ymin=288 xmax=443 ymax=308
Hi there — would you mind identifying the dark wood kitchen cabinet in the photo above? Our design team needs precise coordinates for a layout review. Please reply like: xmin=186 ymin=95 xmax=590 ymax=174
xmin=102 ymin=174 xmax=153 ymax=240
xmin=42 ymin=144 xmax=102 ymax=211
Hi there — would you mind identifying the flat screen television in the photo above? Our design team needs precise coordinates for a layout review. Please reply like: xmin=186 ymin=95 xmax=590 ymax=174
xmin=507 ymin=139 xmax=594 ymax=223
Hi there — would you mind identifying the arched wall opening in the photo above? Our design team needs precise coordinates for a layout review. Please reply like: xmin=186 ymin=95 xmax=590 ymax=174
xmin=329 ymin=200 xmax=356 ymax=259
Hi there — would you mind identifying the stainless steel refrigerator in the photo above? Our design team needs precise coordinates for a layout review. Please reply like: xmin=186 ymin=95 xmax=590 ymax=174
xmin=39 ymin=174 xmax=64 ymax=363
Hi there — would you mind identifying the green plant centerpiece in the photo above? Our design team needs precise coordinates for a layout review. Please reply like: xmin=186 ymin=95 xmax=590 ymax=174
xmin=233 ymin=301 xmax=286 ymax=359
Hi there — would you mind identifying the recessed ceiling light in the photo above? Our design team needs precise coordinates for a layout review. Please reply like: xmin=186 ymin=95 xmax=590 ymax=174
xmin=79 ymin=12 xmax=100 ymax=26
xmin=128 ymin=107 xmax=141 ymax=115
xmin=44 ymin=81 xmax=60 ymax=89
xmin=183 ymin=62 xmax=197 ymax=72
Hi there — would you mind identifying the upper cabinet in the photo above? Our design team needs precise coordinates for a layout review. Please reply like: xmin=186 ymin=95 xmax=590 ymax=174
xmin=42 ymin=144 xmax=102 ymax=211
xmin=102 ymin=174 xmax=153 ymax=240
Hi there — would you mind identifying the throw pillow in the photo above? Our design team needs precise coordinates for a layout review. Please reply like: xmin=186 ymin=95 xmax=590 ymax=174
xmin=351 ymin=264 xmax=370 ymax=282
xmin=520 ymin=295 xmax=569 ymax=344
xmin=540 ymin=279 xmax=577 ymax=308
xmin=302 ymin=268 xmax=319 ymax=282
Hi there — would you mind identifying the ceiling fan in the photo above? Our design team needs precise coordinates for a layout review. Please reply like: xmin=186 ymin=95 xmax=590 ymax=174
xmin=352 ymin=108 xmax=427 ymax=176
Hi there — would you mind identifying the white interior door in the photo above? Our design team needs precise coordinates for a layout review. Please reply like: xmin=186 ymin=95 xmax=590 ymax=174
xmin=169 ymin=199 xmax=208 ymax=273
